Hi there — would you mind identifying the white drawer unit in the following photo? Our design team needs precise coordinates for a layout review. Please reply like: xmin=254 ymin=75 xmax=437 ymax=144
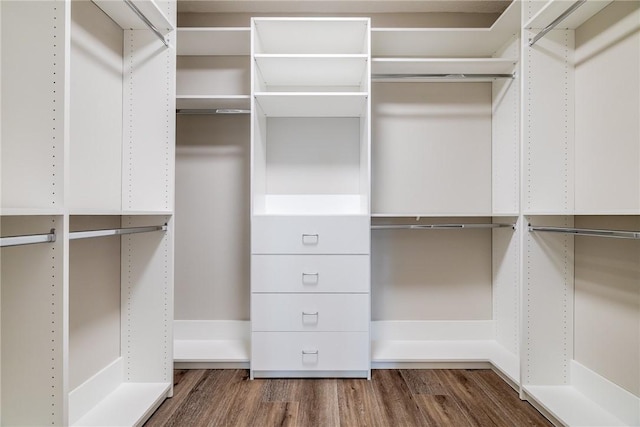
xmin=251 ymin=332 xmax=370 ymax=374
xmin=251 ymin=215 xmax=370 ymax=255
xmin=250 ymin=17 xmax=371 ymax=378
xmin=252 ymin=254 xmax=369 ymax=293
xmin=252 ymin=293 xmax=369 ymax=332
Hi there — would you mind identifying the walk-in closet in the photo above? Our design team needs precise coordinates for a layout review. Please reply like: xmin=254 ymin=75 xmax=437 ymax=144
xmin=1 ymin=0 xmax=638 ymax=426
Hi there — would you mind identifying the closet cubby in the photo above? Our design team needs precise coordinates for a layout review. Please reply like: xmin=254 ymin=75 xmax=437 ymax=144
xmin=176 ymin=27 xmax=250 ymax=114
xmin=1 ymin=0 xmax=176 ymax=424
xmin=370 ymin=216 xmax=521 ymax=383
xmin=523 ymin=0 xmax=639 ymax=215
xmin=522 ymin=1 xmax=640 ymax=425
xmin=68 ymin=214 xmax=173 ymax=427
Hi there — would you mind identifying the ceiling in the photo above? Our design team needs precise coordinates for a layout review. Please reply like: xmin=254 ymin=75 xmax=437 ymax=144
xmin=177 ymin=0 xmax=513 ymax=14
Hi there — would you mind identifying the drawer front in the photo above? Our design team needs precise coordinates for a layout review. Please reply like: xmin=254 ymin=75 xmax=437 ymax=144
xmin=251 ymin=332 xmax=369 ymax=372
xmin=252 ymin=215 xmax=370 ymax=254
xmin=252 ymin=254 xmax=369 ymax=293
xmin=252 ymin=294 xmax=369 ymax=332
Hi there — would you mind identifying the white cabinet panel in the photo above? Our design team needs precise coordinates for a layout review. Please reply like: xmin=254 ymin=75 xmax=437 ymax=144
xmin=252 ymin=294 xmax=369 ymax=332
xmin=252 ymin=215 xmax=370 ymax=254
xmin=251 ymin=332 xmax=369 ymax=371
xmin=252 ymin=254 xmax=369 ymax=293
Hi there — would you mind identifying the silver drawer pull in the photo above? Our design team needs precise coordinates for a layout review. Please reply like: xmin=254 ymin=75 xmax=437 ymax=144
xmin=302 ymin=349 xmax=319 ymax=364
xmin=302 ymin=311 xmax=319 ymax=325
xmin=302 ymin=234 xmax=319 ymax=245
xmin=302 ymin=272 xmax=319 ymax=284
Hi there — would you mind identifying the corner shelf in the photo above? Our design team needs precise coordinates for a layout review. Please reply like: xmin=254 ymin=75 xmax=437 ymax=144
xmin=371 ymin=1 xmax=520 ymax=57
xmin=177 ymin=27 xmax=250 ymax=55
xmin=524 ymin=385 xmax=626 ymax=427
xmin=92 ymin=0 xmax=173 ymax=33
xmin=524 ymin=0 xmax=614 ymax=30
xmin=372 ymin=58 xmax=516 ymax=80
xmin=71 ymin=382 xmax=170 ymax=427
xmin=254 ymin=92 xmax=367 ymax=117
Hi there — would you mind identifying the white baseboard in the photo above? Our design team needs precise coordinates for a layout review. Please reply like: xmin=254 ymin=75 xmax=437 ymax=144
xmin=571 ymin=360 xmax=639 ymax=426
xmin=174 ymin=320 xmax=249 ymax=341
xmin=174 ymin=320 xmax=250 ymax=364
xmin=371 ymin=320 xmax=494 ymax=341
xmin=69 ymin=357 xmax=123 ymax=425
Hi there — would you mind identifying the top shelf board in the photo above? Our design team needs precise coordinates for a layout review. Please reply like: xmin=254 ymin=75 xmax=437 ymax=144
xmin=177 ymin=28 xmax=250 ymax=55
xmin=372 ymin=58 xmax=516 ymax=79
xmin=92 ymin=0 xmax=174 ymax=33
xmin=525 ymin=0 xmax=614 ymax=30
xmin=253 ymin=18 xmax=369 ymax=55
xmin=372 ymin=0 xmax=520 ymax=57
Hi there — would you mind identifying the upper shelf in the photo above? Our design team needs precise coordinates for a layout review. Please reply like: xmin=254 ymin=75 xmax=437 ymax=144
xmin=524 ymin=0 xmax=614 ymax=30
xmin=92 ymin=0 xmax=173 ymax=33
xmin=254 ymin=93 xmax=368 ymax=117
xmin=254 ymin=55 xmax=369 ymax=89
xmin=372 ymin=0 xmax=520 ymax=57
xmin=372 ymin=58 xmax=517 ymax=81
xmin=176 ymin=95 xmax=250 ymax=111
xmin=177 ymin=28 xmax=250 ymax=55
xmin=253 ymin=18 xmax=369 ymax=54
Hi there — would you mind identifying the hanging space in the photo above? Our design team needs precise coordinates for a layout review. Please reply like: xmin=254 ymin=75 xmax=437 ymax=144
xmin=369 ymin=1 xmax=522 ymax=384
xmin=67 ymin=0 xmax=176 ymax=424
xmin=522 ymin=0 xmax=639 ymax=425
xmin=173 ymin=23 xmax=251 ymax=367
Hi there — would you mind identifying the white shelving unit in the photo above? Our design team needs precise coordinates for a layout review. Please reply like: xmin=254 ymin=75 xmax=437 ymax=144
xmin=250 ymin=17 xmax=371 ymax=379
xmin=523 ymin=0 xmax=640 ymax=425
xmin=1 ymin=0 xmax=176 ymax=425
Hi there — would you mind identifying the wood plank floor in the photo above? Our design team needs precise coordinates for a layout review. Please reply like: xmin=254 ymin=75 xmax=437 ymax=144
xmin=145 ymin=369 xmax=552 ymax=427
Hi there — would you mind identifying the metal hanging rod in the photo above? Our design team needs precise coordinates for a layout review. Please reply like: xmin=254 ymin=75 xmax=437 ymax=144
xmin=70 ymin=224 xmax=167 ymax=240
xmin=528 ymin=225 xmax=640 ymax=240
xmin=176 ymin=109 xmax=251 ymax=115
xmin=528 ymin=0 xmax=586 ymax=47
xmin=372 ymin=223 xmax=514 ymax=230
xmin=372 ymin=73 xmax=515 ymax=80
xmin=123 ymin=0 xmax=169 ymax=48
xmin=1 ymin=229 xmax=56 ymax=248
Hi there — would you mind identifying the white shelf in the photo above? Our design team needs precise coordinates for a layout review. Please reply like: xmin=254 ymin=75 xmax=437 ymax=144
xmin=524 ymin=0 xmax=614 ymax=30
xmin=92 ymin=0 xmax=173 ymax=33
xmin=68 ymin=210 xmax=173 ymax=216
xmin=0 ymin=208 xmax=64 ymax=216
xmin=177 ymin=27 xmax=250 ymax=55
xmin=371 ymin=213 xmax=497 ymax=218
xmin=372 ymin=58 xmax=516 ymax=79
xmin=176 ymin=95 xmax=250 ymax=111
xmin=524 ymin=385 xmax=626 ymax=427
xmin=72 ymin=382 xmax=170 ymax=427
xmin=253 ymin=18 xmax=369 ymax=54
xmin=254 ymin=55 xmax=368 ymax=88
xmin=174 ymin=339 xmax=249 ymax=363
xmin=255 ymin=93 xmax=367 ymax=117
xmin=371 ymin=1 xmax=520 ymax=57
xmin=256 ymin=195 xmax=369 ymax=216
